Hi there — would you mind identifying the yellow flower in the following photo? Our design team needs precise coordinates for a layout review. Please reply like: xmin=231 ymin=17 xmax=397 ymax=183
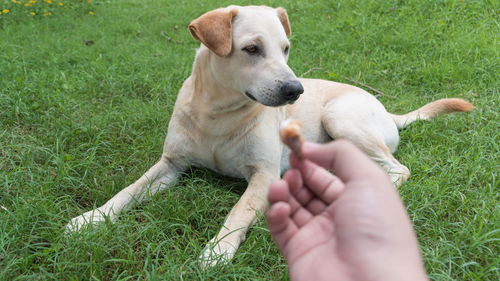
xmin=11 ymin=0 xmax=16 ymax=3
xmin=89 ymin=11 xmax=94 ymax=15
xmin=17 ymin=1 xmax=21 ymax=4
xmin=58 ymin=2 xmax=63 ymax=6
xmin=2 ymin=9 xmax=9 ymax=13
xmin=30 ymin=11 xmax=35 ymax=15
xmin=47 ymin=0 xmax=52 ymax=3
xmin=24 ymin=3 xmax=30 ymax=6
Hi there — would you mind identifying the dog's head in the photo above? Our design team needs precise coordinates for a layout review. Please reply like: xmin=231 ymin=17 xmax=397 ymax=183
xmin=189 ymin=6 xmax=303 ymax=107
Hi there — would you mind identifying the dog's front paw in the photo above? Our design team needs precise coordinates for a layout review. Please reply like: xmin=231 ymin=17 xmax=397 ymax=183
xmin=66 ymin=210 xmax=107 ymax=232
xmin=199 ymin=238 xmax=238 ymax=268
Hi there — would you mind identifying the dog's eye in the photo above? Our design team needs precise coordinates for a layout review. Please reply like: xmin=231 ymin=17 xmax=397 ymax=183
xmin=242 ymin=45 xmax=260 ymax=55
xmin=284 ymin=46 xmax=289 ymax=55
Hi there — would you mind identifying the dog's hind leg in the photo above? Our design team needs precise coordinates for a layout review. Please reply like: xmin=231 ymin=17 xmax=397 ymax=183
xmin=66 ymin=156 xmax=185 ymax=232
xmin=321 ymin=95 xmax=410 ymax=187
xmin=354 ymin=139 xmax=410 ymax=187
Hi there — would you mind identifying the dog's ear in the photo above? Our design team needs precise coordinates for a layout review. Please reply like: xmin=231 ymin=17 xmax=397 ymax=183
xmin=188 ymin=8 xmax=238 ymax=57
xmin=276 ymin=7 xmax=291 ymax=37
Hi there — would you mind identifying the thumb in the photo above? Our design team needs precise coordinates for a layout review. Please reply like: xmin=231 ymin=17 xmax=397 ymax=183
xmin=302 ymin=140 xmax=388 ymax=183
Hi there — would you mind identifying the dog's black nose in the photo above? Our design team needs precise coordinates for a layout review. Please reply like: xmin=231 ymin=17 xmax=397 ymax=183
xmin=280 ymin=80 xmax=304 ymax=101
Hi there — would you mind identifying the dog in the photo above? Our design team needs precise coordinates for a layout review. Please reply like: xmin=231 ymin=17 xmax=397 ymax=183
xmin=67 ymin=5 xmax=474 ymax=267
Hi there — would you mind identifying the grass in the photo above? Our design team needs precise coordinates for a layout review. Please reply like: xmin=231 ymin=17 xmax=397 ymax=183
xmin=0 ymin=0 xmax=498 ymax=279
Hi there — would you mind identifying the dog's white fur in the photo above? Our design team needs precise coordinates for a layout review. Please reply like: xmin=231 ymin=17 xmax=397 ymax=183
xmin=66 ymin=5 xmax=474 ymax=266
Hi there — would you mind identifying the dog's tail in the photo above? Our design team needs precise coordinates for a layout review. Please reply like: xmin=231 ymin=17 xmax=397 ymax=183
xmin=390 ymin=98 xmax=474 ymax=130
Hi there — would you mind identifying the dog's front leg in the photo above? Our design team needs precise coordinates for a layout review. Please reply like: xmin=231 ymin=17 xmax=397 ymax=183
xmin=200 ymin=169 xmax=277 ymax=267
xmin=66 ymin=156 xmax=184 ymax=232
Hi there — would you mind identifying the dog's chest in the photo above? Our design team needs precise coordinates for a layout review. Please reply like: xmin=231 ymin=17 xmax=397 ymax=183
xmin=193 ymin=144 xmax=249 ymax=178
xmin=191 ymin=141 xmax=273 ymax=179
xmin=190 ymin=124 xmax=282 ymax=179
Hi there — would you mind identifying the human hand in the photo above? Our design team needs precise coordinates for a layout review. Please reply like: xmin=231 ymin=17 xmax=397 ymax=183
xmin=266 ymin=140 xmax=428 ymax=281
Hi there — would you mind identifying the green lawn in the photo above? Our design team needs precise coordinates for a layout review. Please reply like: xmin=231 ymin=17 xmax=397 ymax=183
xmin=1 ymin=0 xmax=498 ymax=280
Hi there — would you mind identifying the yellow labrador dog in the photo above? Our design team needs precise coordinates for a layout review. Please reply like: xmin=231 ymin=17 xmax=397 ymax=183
xmin=67 ymin=5 xmax=473 ymax=266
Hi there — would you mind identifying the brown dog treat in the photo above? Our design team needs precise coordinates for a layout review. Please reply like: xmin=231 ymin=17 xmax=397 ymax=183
xmin=280 ymin=119 xmax=305 ymax=159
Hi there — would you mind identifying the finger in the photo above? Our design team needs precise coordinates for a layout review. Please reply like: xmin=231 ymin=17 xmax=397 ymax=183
xmin=267 ymin=179 xmax=290 ymax=204
xmin=283 ymin=169 xmax=328 ymax=214
xmin=284 ymin=170 xmax=313 ymax=205
xmin=288 ymin=196 xmax=313 ymax=227
xmin=305 ymin=199 xmax=327 ymax=215
xmin=283 ymin=170 xmax=304 ymax=197
xmin=302 ymin=140 xmax=388 ymax=183
xmin=290 ymin=154 xmax=345 ymax=204
xmin=266 ymin=202 xmax=298 ymax=250
xmin=269 ymin=178 xmax=312 ymax=228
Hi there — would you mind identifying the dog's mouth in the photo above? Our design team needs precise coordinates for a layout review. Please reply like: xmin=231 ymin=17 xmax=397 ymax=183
xmin=287 ymin=95 xmax=300 ymax=104
xmin=245 ymin=91 xmax=257 ymax=101
xmin=244 ymin=91 xmax=292 ymax=107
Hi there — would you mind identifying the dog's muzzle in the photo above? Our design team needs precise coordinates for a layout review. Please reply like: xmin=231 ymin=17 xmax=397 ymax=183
xmin=280 ymin=80 xmax=304 ymax=103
